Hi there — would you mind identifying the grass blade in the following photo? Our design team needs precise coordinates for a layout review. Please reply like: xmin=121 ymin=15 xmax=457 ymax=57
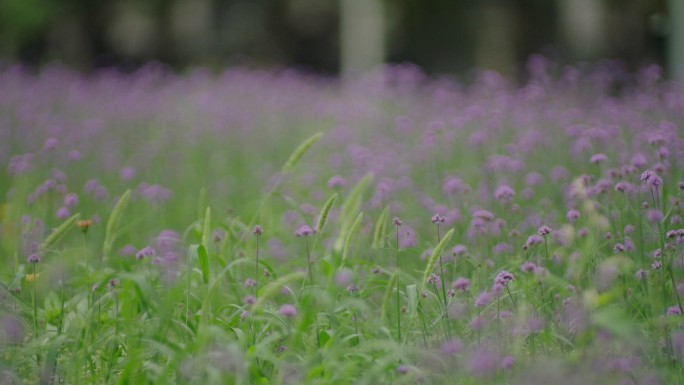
xmin=281 ymin=132 xmax=323 ymax=173
xmin=341 ymin=212 xmax=364 ymax=268
xmin=372 ymin=205 xmax=389 ymax=249
xmin=421 ymin=228 xmax=454 ymax=290
xmin=39 ymin=213 xmax=80 ymax=253
xmin=197 ymin=244 xmax=210 ymax=284
xmin=201 ymin=206 xmax=211 ymax=250
xmin=334 ymin=173 xmax=373 ymax=251
xmin=103 ymin=189 xmax=131 ymax=258
xmin=316 ymin=193 xmax=338 ymax=233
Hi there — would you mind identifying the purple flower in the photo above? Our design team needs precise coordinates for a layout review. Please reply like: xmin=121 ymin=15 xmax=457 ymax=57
xmin=244 ymin=295 xmax=256 ymax=305
xmin=135 ymin=246 xmax=156 ymax=260
xmin=295 ymin=225 xmax=314 ymax=237
xmin=667 ymin=306 xmax=682 ymax=316
xmin=56 ymin=207 xmax=71 ymax=220
xmin=253 ymin=225 xmax=263 ymax=235
xmin=501 ymin=355 xmax=516 ymax=370
xmin=453 ymin=277 xmax=471 ymax=292
xmin=521 ymin=261 xmax=537 ymax=272
xmin=469 ymin=347 xmax=500 ymax=377
xmin=614 ymin=243 xmax=625 ymax=253
xmin=397 ymin=365 xmax=409 ymax=375
xmin=64 ymin=193 xmax=79 ymax=208
xmin=27 ymin=253 xmax=41 ymax=264
xmin=279 ymin=304 xmax=298 ymax=318
xmin=427 ymin=274 xmax=441 ymax=286
xmin=392 ymin=217 xmax=403 ymax=227
xmin=566 ymin=209 xmax=580 ymax=222
xmin=441 ymin=339 xmax=464 ymax=355
xmin=494 ymin=185 xmax=515 ymax=203
xmin=431 ymin=213 xmax=445 ymax=224
xmin=327 ymin=175 xmax=346 ymax=188
xmin=646 ymin=209 xmax=663 ymax=223
xmin=244 ymin=278 xmax=257 ymax=288
xmin=495 ymin=270 xmax=515 ymax=285
xmin=120 ymin=166 xmax=136 ymax=181
xmin=651 ymin=261 xmax=662 ymax=270
xmin=475 ymin=291 xmax=491 ymax=307
xmin=452 ymin=244 xmax=467 ymax=256
xmin=635 ymin=269 xmax=648 ymax=280
xmin=538 ymin=225 xmax=552 ymax=236
xmin=590 ymin=153 xmax=608 ymax=164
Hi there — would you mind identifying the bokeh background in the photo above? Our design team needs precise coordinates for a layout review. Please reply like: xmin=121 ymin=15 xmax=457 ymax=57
xmin=0 ymin=0 xmax=683 ymax=78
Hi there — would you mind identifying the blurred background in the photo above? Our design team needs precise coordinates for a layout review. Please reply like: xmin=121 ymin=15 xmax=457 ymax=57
xmin=0 ymin=0 xmax=682 ymax=79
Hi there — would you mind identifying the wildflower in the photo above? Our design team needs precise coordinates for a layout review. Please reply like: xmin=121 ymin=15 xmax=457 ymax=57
xmin=397 ymin=365 xmax=409 ymax=375
xmin=475 ymin=291 xmax=491 ymax=307
xmin=453 ymin=277 xmax=471 ymax=292
xmin=56 ymin=206 xmax=71 ymax=220
xmin=295 ymin=225 xmax=314 ymax=237
xmin=431 ymin=213 xmax=445 ymax=224
xmin=279 ymin=304 xmax=298 ymax=318
xmin=427 ymin=274 xmax=441 ymax=286
xmin=495 ymin=270 xmax=515 ymax=285
xmin=614 ymin=243 xmax=625 ymax=253
xmin=392 ymin=217 xmax=403 ymax=227
xmin=635 ymin=269 xmax=648 ymax=280
xmin=566 ymin=209 xmax=580 ymax=222
xmin=327 ymin=175 xmax=346 ymax=188
xmin=501 ymin=356 xmax=516 ymax=370
xmin=243 ymin=295 xmax=256 ymax=306
xmin=135 ymin=246 xmax=155 ymax=260
xmin=646 ymin=209 xmax=663 ymax=223
xmin=538 ymin=225 xmax=552 ymax=236
xmin=651 ymin=261 xmax=662 ymax=270
xmin=452 ymin=244 xmax=467 ymax=256
xmin=64 ymin=193 xmax=79 ymax=208
xmin=252 ymin=225 xmax=263 ymax=235
xmin=77 ymin=219 xmax=92 ymax=234
xmin=108 ymin=279 xmax=120 ymax=288
xmin=667 ymin=306 xmax=682 ymax=316
xmin=521 ymin=261 xmax=537 ymax=272
xmin=494 ymin=185 xmax=515 ymax=203
xmin=27 ymin=253 xmax=41 ymax=264
xmin=240 ymin=311 xmax=249 ymax=321
xmin=244 ymin=278 xmax=257 ymax=288
xmin=590 ymin=153 xmax=608 ymax=164
xmin=347 ymin=284 xmax=358 ymax=294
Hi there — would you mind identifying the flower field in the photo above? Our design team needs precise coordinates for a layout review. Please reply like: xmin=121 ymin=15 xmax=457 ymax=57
xmin=1 ymin=58 xmax=684 ymax=384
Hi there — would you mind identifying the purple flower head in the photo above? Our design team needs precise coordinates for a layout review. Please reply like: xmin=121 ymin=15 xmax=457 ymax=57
xmin=279 ymin=304 xmax=298 ymax=318
xmin=441 ymin=339 xmax=464 ymax=355
xmin=538 ymin=225 xmax=552 ymax=237
xmin=135 ymin=246 xmax=156 ymax=260
xmin=244 ymin=295 xmax=256 ymax=306
xmin=473 ymin=209 xmax=495 ymax=221
xmin=43 ymin=138 xmax=59 ymax=150
xmin=501 ymin=356 xmax=516 ymax=370
xmin=392 ymin=217 xmax=403 ymax=227
xmin=427 ymin=274 xmax=441 ymax=286
xmin=614 ymin=243 xmax=625 ymax=253
xmin=327 ymin=175 xmax=346 ymax=188
xmin=452 ymin=244 xmax=467 ymax=256
xmin=494 ymin=185 xmax=515 ymax=203
xmin=453 ymin=277 xmax=471 ymax=292
xmin=640 ymin=170 xmax=656 ymax=183
xmin=335 ymin=269 xmax=353 ymax=286
xmin=667 ymin=306 xmax=682 ymax=316
xmin=27 ymin=253 xmax=41 ymax=264
xmin=295 ymin=225 xmax=314 ymax=237
xmin=120 ymin=167 xmax=136 ymax=181
xmin=521 ymin=261 xmax=537 ymax=272
xmin=397 ymin=365 xmax=409 ymax=375
xmin=56 ymin=207 xmax=71 ymax=220
xmin=635 ymin=269 xmax=648 ymax=280
xmin=525 ymin=234 xmax=544 ymax=248
xmin=121 ymin=244 xmax=137 ymax=256
xmin=652 ymin=261 xmax=662 ymax=270
xmin=253 ymin=225 xmax=263 ymax=235
xmin=646 ymin=209 xmax=663 ymax=223
xmin=590 ymin=153 xmax=608 ymax=164
xmin=431 ymin=213 xmax=445 ymax=224
xmin=109 ymin=279 xmax=120 ymax=289
xmin=567 ymin=209 xmax=580 ymax=222
xmin=495 ymin=270 xmax=515 ymax=285
xmin=244 ymin=278 xmax=257 ymax=288
xmin=63 ymin=193 xmax=79 ymax=208
xmin=69 ymin=150 xmax=82 ymax=161
xmin=469 ymin=347 xmax=500 ymax=377
xmin=475 ymin=291 xmax=491 ymax=307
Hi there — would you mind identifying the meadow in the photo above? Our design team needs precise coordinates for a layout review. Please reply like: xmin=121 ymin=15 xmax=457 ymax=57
xmin=1 ymin=57 xmax=683 ymax=384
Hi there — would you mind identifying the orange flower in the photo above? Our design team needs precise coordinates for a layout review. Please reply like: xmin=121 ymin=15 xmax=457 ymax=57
xmin=77 ymin=219 xmax=93 ymax=234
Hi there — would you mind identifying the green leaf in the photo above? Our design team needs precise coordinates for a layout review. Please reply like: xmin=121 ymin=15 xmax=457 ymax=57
xmin=197 ymin=245 xmax=210 ymax=284
xmin=201 ymin=206 xmax=211 ymax=251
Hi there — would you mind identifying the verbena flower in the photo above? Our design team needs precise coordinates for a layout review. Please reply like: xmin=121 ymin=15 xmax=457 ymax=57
xmin=279 ymin=304 xmax=298 ymax=318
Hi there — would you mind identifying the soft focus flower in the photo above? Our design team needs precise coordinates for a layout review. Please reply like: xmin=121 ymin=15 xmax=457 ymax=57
xmin=279 ymin=304 xmax=298 ymax=318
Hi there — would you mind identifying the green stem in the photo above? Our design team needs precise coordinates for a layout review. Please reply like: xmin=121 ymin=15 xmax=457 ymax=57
xmin=396 ymin=226 xmax=402 ymax=342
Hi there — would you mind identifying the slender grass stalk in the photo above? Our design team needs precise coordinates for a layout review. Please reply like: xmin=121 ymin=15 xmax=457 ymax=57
xmin=394 ymin=219 xmax=402 ymax=342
